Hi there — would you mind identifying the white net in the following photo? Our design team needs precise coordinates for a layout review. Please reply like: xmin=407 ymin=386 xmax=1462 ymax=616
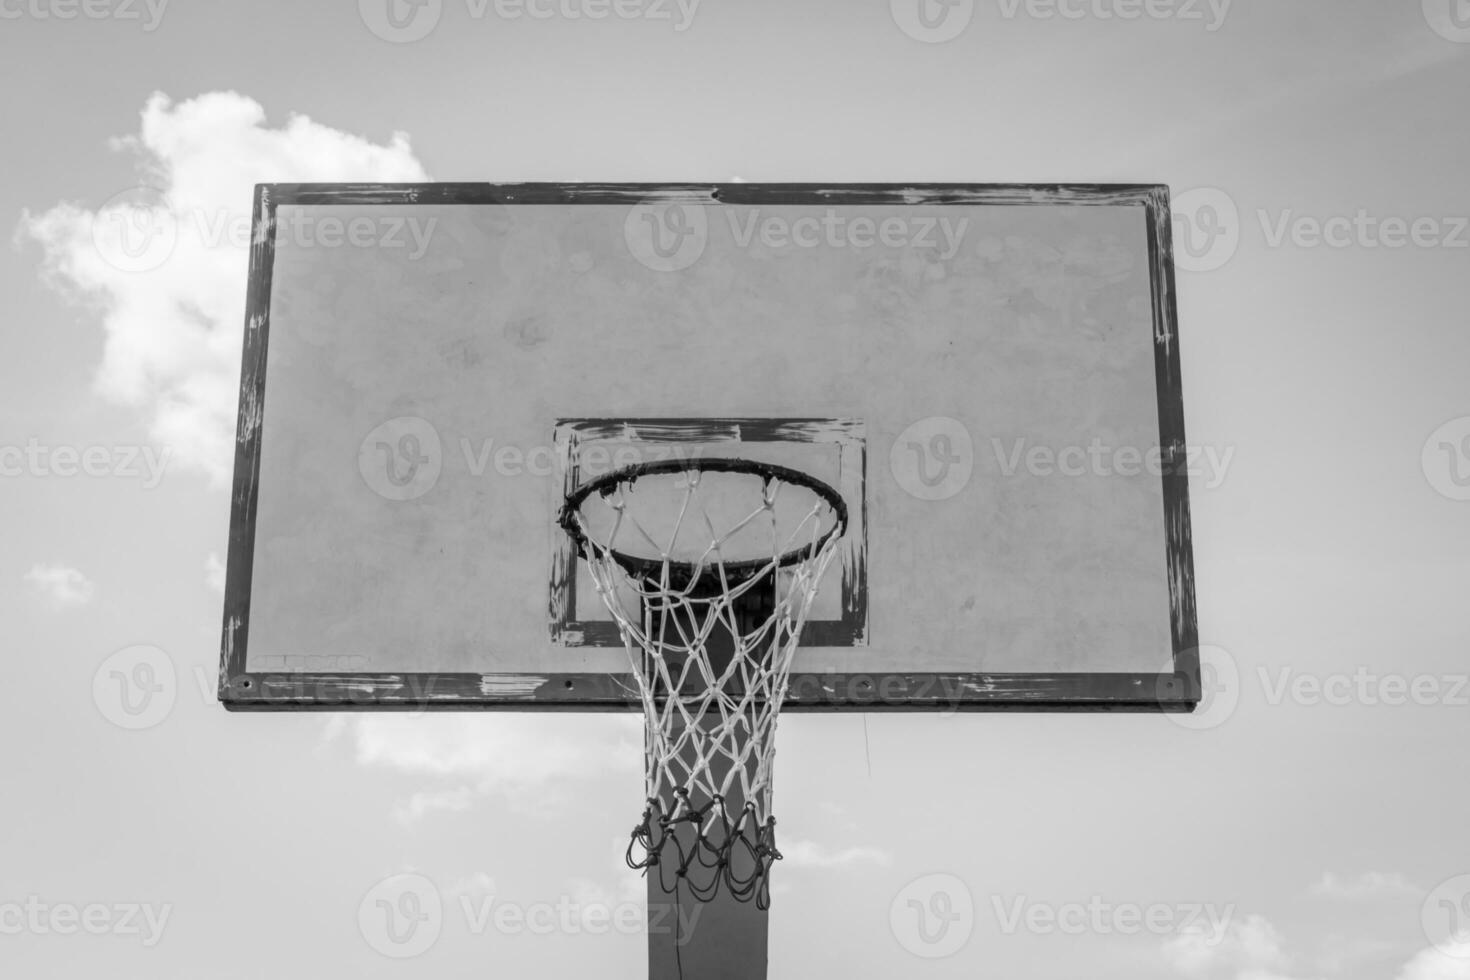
xmin=562 ymin=460 xmax=846 ymax=908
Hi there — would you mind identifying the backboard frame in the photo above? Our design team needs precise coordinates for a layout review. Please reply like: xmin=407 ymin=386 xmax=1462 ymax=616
xmin=218 ymin=182 xmax=1199 ymax=713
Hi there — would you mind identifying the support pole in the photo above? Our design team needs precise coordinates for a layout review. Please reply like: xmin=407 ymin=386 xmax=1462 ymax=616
xmin=644 ymin=575 xmax=772 ymax=980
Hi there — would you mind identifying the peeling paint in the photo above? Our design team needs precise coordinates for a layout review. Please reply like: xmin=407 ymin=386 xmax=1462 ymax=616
xmin=478 ymin=675 xmax=545 ymax=698
xmin=237 ymin=387 xmax=262 ymax=444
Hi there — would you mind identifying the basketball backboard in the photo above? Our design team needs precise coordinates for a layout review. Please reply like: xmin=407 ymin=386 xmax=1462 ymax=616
xmin=219 ymin=183 xmax=1198 ymax=712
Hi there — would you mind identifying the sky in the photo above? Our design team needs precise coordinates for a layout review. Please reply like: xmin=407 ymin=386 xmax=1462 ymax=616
xmin=3 ymin=0 xmax=1470 ymax=977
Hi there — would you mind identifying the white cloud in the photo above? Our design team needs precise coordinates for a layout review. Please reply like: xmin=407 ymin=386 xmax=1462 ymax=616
xmin=328 ymin=714 xmax=640 ymax=822
xmin=24 ymin=563 xmax=95 ymax=608
xmin=567 ymin=873 xmax=644 ymax=910
xmin=444 ymin=872 xmax=498 ymax=899
xmin=392 ymin=785 xmax=479 ymax=824
xmin=1396 ymin=944 xmax=1470 ymax=980
xmin=19 ymin=91 xmax=428 ymax=485
xmin=815 ymin=799 xmax=860 ymax=833
xmin=338 ymin=713 xmax=638 ymax=780
xmin=1163 ymin=913 xmax=1319 ymax=980
xmin=1312 ymin=933 xmax=1399 ymax=974
xmin=778 ymin=839 xmax=892 ymax=870
xmin=204 ymin=551 xmax=226 ymax=594
xmin=1310 ymin=871 xmax=1420 ymax=901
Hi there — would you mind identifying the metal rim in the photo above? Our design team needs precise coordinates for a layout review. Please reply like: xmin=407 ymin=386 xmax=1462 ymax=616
xmin=559 ymin=457 xmax=849 ymax=581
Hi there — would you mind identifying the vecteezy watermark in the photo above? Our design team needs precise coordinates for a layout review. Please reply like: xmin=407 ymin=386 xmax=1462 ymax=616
xmin=624 ymin=202 xmax=708 ymax=272
xmin=890 ymin=417 xmax=974 ymax=501
xmin=458 ymin=893 xmax=698 ymax=940
xmin=221 ymin=671 xmax=456 ymax=712
xmin=1422 ymin=0 xmax=1470 ymax=44
xmin=91 ymin=187 xmax=178 ymax=274
xmin=1164 ymin=645 xmax=1239 ymax=731
xmin=995 ymin=0 xmax=1231 ymax=29
xmin=1422 ymin=417 xmax=1470 ymax=502
xmin=891 ymin=0 xmax=1229 ymax=42
xmin=991 ymin=894 xmax=1235 ymax=941
xmin=890 ymin=0 xmax=974 ymax=42
xmin=890 ymin=873 xmax=975 ymax=958
xmin=894 ymin=426 xmax=1229 ymax=501
xmin=991 ymin=437 xmax=1235 ymax=490
xmin=96 ymin=654 xmax=394 ymax=720
xmin=358 ymin=873 xmax=701 ymax=958
xmin=460 ymin=438 xmax=701 ymax=480
xmin=359 ymin=874 xmax=443 ymax=958
xmin=1423 ymin=875 xmax=1470 ymax=957
xmin=623 ymin=203 xmax=971 ymax=272
xmin=1258 ymin=210 xmax=1470 ymax=251
xmin=358 ymin=0 xmax=444 ymax=42
xmin=1167 ymin=646 xmax=1470 ymax=732
xmin=93 ymin=645 xmax=177 ymax=730
xmin=1173 ymin=187 xmax=1470 ymax=274
xmin=490 ymin=0 xmax=700 ymax=29
xmin=247 ymin=209 xmax=437 ymax=258
xmin=359 ymin=417 xmax=444 ymax=501
xmin=0 ymin=0 xmax=168 ymax=29
xmin=0 ymin=897 xmax=173 ymax=945
xmin=1258 ymin=667 xmax=1470 ymax=709
xmin=357 ymin=416 xmax=711 ymax=501
xmin=0 ymin=439 xmax=171 ymax=488
xmin=785 ymin=672 xmax=973 ymax=713
xmin=358 ymin=0 xmax=699 ymax=42
xmin=89 ymin=190 xmax=441 ymax=274
xmin=1171 ymin=187 xmax=1240 ymax=272
xmin=727 ymin=210 xmax=969 ymax=258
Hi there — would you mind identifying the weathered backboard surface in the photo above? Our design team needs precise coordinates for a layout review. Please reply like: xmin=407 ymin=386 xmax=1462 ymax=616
xmin=219 ymin=183 xmax=1198 ymax=711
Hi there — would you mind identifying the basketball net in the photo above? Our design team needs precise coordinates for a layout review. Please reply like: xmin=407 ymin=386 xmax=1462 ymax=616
xmin=561 ymin=459 xmax=846 ymax=909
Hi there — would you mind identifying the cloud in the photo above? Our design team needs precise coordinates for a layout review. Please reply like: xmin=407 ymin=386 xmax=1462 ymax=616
xmin=778 ymin=839 xmax=892 ymax=870
xmin=1396 ymin=943 xmax=1470 ymax=980
xmin=567 ymin=874 xmax=644 ymax=910
xmin=392 ymin=786 xmax=480 ymax=824
xmin=1163 ymin=913 xmax=1318 ymax=980
xmin=24 ymin=563 xmax=95 ymax=608
xmin=18 ymin=91 xmax=428 ymax=485
xmin=204 ymin=551 xmax=226 ymax=594
xmin=327 ymin=714 xmax=641 ymax=822
xmin=444 ymin=872 xmax=498 ymax=899
xmin=1312 ymin=934 xmax=1400 ymax=975
xmin=1310 ymin=871 xmax=1420 ymax=901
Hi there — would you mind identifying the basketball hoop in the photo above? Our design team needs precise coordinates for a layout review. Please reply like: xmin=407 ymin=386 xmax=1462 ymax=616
xmin=560 ymin=457 xmax=847 ymax=908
